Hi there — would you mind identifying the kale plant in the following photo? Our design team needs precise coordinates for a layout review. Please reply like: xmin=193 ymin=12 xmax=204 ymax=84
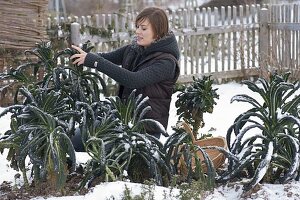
xmin=0 ymin=87 xmax=77 ymax=190
xmin=0 ymin=40 xmax=106 ymax=106
xmin=78 ymin=90 xmax=171 ymax=188
xmin=175 ymin=75 xmax=219 ymax=139
xmin=218 ymin=71 xmax=300 ymax=191
xmin=0 ymin=40 xmax=107 ymax=191
xmin=163 ymin=128 xmax=217 ymax=188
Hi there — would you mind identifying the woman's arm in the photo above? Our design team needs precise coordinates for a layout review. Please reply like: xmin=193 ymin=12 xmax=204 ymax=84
xmin=70 ymin=45 xmax=127 ymax=66
xmin=84 ymin=53 xmax=176 ymax=89
xmin=70 ymin=45 xmax=176 ymax=89
xmin=97 ymin=45 xmax=128 ymax=65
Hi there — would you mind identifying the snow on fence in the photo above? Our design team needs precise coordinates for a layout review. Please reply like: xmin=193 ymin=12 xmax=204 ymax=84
xmin=48 ymin=3 xmax=300 ymax=83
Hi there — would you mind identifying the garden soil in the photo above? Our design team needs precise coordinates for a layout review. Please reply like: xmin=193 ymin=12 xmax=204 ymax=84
xmin=0 ymin=170 xmax=89 ymax=200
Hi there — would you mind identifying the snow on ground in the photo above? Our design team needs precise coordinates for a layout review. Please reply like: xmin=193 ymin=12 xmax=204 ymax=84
xmin=1 ymin=81 xmax=300 ymax=200
xmin=31 ymin=181 xmax=180 ymax=200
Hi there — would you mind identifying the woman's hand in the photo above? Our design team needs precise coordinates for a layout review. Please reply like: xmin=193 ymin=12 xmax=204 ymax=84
xmin=70 ymin=45 xmax=87 ymax=66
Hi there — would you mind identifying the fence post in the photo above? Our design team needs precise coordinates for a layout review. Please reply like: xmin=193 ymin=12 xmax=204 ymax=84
xmin=71 ymin=22 xmax=81 ymax=46
xmin=259 ymin=8 xmax=269 ymax=73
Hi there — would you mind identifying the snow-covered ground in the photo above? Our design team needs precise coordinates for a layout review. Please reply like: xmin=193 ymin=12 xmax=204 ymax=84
xmin=1 ymin=81 xmax=300 ymax=200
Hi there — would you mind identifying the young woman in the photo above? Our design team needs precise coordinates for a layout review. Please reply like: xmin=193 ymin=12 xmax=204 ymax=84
xmin=71 ymin=6 xmax=180 ymax=139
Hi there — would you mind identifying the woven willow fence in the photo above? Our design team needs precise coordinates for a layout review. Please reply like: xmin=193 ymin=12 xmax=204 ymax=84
xmin=0 ymin=0 xmax=49 ymax=106
xmin=0 ymin=0 xmax=49 ymax=50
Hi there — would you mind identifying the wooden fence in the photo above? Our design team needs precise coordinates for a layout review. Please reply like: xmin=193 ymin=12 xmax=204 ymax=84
xmin=64 ymin=4 xmax=261 ymax=83
xmin=49 ymin=3 xmax=300 ymax=83
xmin=1 ymin=3 xmax=299 ymax=106
xmin=264 ymin=4 xmax=300 ymax=79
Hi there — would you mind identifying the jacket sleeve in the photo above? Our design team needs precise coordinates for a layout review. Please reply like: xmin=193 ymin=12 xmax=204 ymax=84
xmin=95 ymin=45 xmax=128 ymax=65
xmin=84 ymin=52 xmax=176 ymax=89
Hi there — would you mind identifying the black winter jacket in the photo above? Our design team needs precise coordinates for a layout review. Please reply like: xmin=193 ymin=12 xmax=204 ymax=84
xmin=84 ymin=32 xmax=180 ymax=137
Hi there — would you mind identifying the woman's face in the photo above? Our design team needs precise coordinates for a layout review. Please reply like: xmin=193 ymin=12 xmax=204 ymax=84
xmin=135 ymin=18 xmax=156 ymax=47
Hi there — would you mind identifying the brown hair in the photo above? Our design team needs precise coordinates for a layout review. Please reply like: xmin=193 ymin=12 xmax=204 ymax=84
xmin=135 ymin=7 xmax=169 ymax=39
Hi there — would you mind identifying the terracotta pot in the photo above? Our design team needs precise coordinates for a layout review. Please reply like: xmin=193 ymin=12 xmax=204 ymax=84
xmin=178 ymin=121 xmax=227 ymax=174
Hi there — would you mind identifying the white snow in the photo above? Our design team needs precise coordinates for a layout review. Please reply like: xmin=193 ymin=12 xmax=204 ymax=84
xmin=1 ymin=81 xmax=300 ymax=200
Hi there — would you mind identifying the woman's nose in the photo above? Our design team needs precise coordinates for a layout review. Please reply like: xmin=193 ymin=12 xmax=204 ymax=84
xmin=135 ymin=27 xmax=141 ymax=34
